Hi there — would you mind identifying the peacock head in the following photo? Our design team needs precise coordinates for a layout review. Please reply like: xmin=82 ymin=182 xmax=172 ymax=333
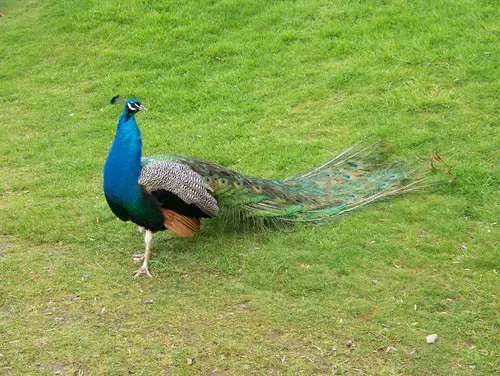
xmin=110 ymin=95 xmax=147 ymax=115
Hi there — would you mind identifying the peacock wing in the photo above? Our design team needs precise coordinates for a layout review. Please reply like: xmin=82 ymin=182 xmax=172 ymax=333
xmin=138 ymin=160 xmax=219 ymax=218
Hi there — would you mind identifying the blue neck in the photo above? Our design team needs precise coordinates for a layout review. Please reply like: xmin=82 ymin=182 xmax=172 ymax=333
xmin=103 ymin=109 xmax=143 ymax=204
xmin=103 ymin=107 xmax=166 ymax=231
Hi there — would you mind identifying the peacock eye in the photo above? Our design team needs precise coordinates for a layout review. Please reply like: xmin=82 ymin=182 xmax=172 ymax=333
xmin=252 ymin=185 xmax=263 ymax=193
xmin=217 ymin=178 xmax=229 ymax=187
xmin=127 ymin=103 xmax=137 ymax=111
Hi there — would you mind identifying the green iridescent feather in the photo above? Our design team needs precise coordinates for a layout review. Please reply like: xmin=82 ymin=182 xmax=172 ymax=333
xmin=141 ymin=142 xmax=437 ymax=227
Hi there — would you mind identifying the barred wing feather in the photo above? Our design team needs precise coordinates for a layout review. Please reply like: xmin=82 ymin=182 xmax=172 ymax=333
xmin=138 ymin=160 xmax=219 ymax=217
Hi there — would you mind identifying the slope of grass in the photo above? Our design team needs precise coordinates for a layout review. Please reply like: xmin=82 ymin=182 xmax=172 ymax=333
xmin=0 ymin=0 xmax=498 ymax=374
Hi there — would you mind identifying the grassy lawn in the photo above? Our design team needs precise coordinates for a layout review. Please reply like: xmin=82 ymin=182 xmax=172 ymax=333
xmin=1 ymin=0 xmax=498 ymax=374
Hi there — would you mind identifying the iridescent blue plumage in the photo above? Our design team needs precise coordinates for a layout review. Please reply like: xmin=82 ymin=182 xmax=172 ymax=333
xmin=103 ymin=98 xmax=165 ymax=231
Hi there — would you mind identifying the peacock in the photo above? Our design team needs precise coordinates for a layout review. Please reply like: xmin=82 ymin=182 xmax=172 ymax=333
xmin=104 ymin=96 xmax=437 ymax=278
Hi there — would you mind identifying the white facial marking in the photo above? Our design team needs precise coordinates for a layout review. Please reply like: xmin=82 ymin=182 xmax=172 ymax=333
xmin=127 ymin=103 xmax=136 ymax=111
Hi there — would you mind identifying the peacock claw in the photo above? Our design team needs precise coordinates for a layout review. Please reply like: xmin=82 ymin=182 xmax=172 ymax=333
xmin=133 ymin=265 xmax=152 ymax=279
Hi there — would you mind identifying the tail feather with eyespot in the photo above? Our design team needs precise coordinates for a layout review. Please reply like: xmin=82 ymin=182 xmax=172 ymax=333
xmin=141 ymin=142 xmax=443 ymax=227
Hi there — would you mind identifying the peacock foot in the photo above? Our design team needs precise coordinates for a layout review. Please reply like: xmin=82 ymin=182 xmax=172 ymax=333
xmin=133 ymin=264 xmax=153 ymax=279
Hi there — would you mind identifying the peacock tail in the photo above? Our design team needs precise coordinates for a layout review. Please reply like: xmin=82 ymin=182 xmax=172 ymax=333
xmin=141 ymin=142 xmax=435 ymax=227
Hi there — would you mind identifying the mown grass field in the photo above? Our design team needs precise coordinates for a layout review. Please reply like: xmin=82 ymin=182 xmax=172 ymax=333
xmin=0 ymin=0 xmax=498 ymax=374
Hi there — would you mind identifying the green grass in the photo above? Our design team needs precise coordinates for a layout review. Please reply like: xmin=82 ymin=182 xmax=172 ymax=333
xmin=1 ymin=0 xmax=498 ymax=374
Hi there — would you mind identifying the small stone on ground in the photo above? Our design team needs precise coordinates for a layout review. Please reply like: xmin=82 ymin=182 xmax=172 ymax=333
xmin=426 ymin=334 xmax=438 ymax=344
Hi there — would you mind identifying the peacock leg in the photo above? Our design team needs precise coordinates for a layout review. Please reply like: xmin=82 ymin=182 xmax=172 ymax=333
xmin=133 ymin=230 xmax=154 ymax=279
xmin=132 ymin=227 xmax=147 ymax=262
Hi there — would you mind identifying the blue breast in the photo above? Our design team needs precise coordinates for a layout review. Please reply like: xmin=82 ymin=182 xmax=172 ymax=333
xmin=103 ymin=111 xmax=165 ymax=230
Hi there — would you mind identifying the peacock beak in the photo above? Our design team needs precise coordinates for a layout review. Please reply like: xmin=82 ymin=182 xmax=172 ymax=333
xmin=139 ymin=105 xmax=147 ymax=111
